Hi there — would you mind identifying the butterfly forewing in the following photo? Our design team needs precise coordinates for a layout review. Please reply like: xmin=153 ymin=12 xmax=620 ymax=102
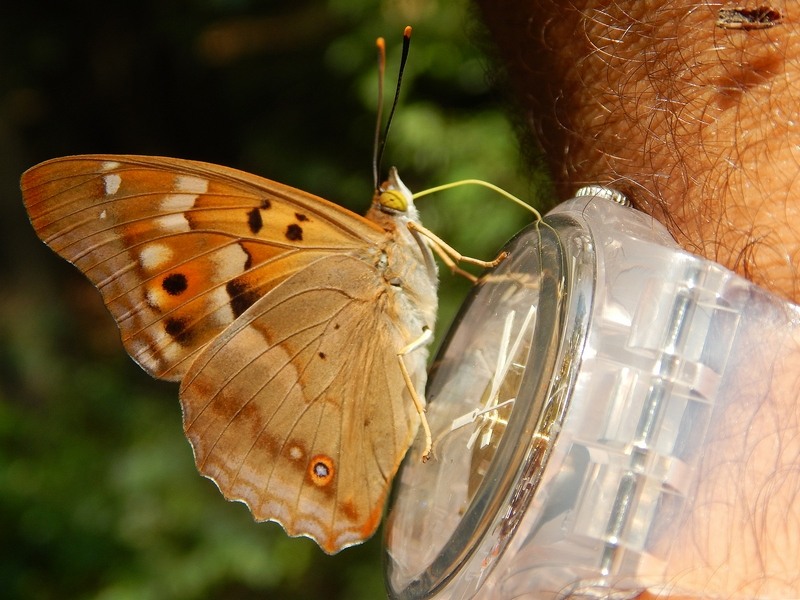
xmin=21 ymin=156 xmax=387 ymax=380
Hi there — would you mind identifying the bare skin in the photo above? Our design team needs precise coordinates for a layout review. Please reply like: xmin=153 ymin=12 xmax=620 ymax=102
xmin=476 ymin=1 xmax=800 ymax=598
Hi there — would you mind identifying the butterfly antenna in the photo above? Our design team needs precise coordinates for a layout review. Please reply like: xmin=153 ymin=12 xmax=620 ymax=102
xmin=373 ymin=26 xmax=412 ymax=190
xmin=372 ymin=37 xmax=387 ymax=190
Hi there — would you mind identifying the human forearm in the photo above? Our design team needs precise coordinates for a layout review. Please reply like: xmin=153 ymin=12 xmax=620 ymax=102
xmin=476 ymin=2 xmax=800 ymax=597
xmin=478 ymin=0 xmax=800 ymax=302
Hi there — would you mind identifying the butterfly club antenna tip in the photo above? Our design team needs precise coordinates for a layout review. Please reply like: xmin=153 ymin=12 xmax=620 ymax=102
xmin=372 ymin=26 xmax=413 ymax=192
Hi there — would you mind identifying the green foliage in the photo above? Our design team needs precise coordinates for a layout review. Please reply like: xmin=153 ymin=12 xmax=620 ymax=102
xmin=1 ymin=0 xmax=549 ymax=598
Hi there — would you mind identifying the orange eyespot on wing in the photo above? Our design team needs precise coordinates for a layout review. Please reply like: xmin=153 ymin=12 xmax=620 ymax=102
xmin=308 ymin=455 xmax=335 ymax=487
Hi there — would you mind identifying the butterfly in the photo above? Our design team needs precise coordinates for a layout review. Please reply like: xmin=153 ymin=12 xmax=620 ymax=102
xmin=21 ymin=154 xmax=445 ymax=553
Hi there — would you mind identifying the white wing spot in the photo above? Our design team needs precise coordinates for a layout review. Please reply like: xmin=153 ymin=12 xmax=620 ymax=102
xmin=158 ymin=338 xmax=183 ymax=365
xmin=103 ymin=173 xmax=122 ymax=195
xmin=139 ymin=243 xmax=173 ymax=271
xmin=211 ymin=244 xmax=250 ymax=277
xmin=99 ymin=209 xmax=107 ymax=220
xmin=100 ymin=161 xmax=121 ymax=171
xmin=152 ymin=213 xmax=190 ymax=232
xmin=288 ymin=445 xmax=304 ymax=461
xmin=160 ymin=193 xmax=197 ymax=212
xmin=146 ymin=286 xmax=166 ymax=310
xmin=207 ymin=286 xmax=235 ymax=325
xmin=175 ymin=175 xmax=209 ymax=194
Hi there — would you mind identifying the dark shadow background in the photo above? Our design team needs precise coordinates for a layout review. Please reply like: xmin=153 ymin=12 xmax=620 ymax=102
xmin=1 ymin=1 xmax=548 ymax=598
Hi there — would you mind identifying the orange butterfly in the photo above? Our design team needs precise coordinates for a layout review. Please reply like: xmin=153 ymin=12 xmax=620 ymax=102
xmin=21 ymin=154 xmax=442 ymax=553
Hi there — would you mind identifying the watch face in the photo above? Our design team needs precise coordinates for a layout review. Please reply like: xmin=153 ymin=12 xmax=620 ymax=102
xmin=384 ymin=218 xmax=578 ymax=598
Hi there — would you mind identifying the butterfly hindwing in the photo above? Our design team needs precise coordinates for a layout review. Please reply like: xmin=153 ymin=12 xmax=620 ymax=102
xmin=21 ymin=155 xmax=386 ymax=380
xmin=180 ymin=254 xmax=425 ymax=553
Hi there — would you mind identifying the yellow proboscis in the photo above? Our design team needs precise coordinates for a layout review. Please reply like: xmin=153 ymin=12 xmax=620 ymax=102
xmin=413 ymin=179 xmax=543 ymax=221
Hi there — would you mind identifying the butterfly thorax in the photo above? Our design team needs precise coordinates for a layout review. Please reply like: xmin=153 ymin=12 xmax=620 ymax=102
xmin=365 ymin=168 xmax=438 ymax=346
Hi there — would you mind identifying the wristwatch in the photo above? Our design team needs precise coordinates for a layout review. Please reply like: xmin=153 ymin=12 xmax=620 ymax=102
xmin=383 ymin=187 xmax=800 ymax=599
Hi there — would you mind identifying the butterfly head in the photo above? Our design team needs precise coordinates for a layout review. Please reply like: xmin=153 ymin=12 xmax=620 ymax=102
xmin=374 ymin=167 xmax=415 ymax=216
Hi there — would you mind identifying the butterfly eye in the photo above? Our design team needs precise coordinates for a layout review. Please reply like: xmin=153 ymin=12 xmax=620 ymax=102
xmin=377 ymin=189 xmax=408 ymax=212
xmin=375 ymin=166 xmax=413 ymax=213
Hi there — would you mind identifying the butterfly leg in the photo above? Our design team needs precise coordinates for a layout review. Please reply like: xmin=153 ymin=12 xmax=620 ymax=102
xmin=407 ymin=221 xmax=508 ymax=270
xmin=397 ymin=327 xmax=434 ymax=462
xmin=427 ymin=240 xmax=478 ymax=283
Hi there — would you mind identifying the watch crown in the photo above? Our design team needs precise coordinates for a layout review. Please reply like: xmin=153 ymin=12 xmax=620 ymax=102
xmin=574 ymin=185 xmax=631 ymax=207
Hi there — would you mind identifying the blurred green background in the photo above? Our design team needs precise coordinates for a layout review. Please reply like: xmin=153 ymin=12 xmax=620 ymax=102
xmin=1 ymin=1 xmax=550 ymax=598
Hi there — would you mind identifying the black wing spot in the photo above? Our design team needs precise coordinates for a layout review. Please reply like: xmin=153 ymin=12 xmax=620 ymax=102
xmin=162 ymin=273 xmax=188 ymax=296
xmin=318 ymin=352 xmax=327 ymax=359
xmin=260 ymin=198 xmax=272 ymax=209
xmin=164 ymin=316 xmax=193 ymax=346
xmin=247 ymin=207 xmax=263 ymax=234
xmin=285 ymin=223 xmax=303 ymax=241
xmin=295 ymin=212 xmax=308 ymax=222
xmin=226 ymin=279 xmax=261 ymax=318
